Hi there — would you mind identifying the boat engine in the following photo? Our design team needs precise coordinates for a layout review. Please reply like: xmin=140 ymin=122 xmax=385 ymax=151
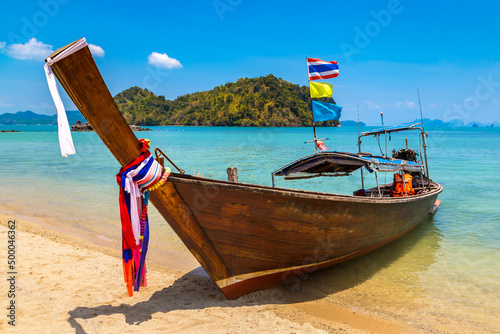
xmin=392 ymin=148 xmax=418 ymax=162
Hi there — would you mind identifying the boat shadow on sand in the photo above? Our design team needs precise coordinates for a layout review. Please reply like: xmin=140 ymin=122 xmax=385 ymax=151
xmin=68 ymin=217 xmax=442 ymax=333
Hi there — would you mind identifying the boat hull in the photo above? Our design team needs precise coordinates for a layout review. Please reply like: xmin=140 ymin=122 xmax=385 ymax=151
xmin=167 ymin=174 xmax=442 ymax=298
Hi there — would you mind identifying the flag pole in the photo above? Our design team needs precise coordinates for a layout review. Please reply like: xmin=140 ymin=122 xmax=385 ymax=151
xmin=313 ymin=122 xmax=318 ymax=153
xmin=307 ymin=57 xmax=319 ymax=153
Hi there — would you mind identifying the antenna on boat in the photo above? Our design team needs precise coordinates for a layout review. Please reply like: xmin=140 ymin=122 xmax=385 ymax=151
xmin=417 ymin=88 xmax=425 ymax=132
xmin=417 ymin=88 xmax=431 ymax=190
xmin=357 ymin=104 xmax=360 ymax=144
xmin=380 ymin=111 xmax=388 ymax=157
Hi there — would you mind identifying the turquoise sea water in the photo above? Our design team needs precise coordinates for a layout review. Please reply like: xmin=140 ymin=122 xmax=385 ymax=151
xmin=1 ymin=125 xmax=499 ymax=332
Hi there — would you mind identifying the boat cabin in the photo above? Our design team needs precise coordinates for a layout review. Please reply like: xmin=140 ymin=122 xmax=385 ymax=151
xmin=272 ymin=123 xmax=432 ymax=198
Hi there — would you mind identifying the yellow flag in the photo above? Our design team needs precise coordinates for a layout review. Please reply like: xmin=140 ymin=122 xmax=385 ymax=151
xmin=309 ymin=81 xmax=333 ymax=98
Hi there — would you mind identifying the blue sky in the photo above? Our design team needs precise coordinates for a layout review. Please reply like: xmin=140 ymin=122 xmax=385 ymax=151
xmin=1 ymin=0 xmax=499 ymax=125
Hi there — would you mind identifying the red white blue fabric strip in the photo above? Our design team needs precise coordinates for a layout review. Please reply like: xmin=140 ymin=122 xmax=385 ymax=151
xmin=116 ymin=146 xmax=166 ymax=296
xmin=307 ymin=58 xmax=339 ymax=81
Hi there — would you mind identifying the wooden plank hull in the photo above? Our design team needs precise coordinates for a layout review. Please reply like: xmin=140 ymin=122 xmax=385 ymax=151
xmin=168 ymin=174 xmax=441 ymax=298
xmin=46 ymin=39 xmax=443 ymax=299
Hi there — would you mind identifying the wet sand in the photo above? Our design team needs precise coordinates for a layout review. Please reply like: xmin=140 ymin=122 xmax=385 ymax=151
xmin=0 ymin=211 xmax=432 ymax=334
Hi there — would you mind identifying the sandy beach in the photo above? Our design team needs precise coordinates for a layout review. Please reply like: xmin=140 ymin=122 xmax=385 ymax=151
xmin=0 ymin=211 xmax=435 ymax=334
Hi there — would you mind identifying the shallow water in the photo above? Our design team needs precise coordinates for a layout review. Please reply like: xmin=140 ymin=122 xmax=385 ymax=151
xmin=1 ymin=125 xmax=499 ymax=332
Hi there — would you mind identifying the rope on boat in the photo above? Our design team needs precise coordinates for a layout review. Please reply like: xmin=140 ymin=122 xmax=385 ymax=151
xmin=154 ymin=147 xmax=185 ymax=174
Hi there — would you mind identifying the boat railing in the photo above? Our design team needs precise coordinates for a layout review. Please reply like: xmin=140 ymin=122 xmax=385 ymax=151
xmin=357 ymin=125 xmax=431 ymax=192
xmin=154 ymin=147 xmax=185 ymax=174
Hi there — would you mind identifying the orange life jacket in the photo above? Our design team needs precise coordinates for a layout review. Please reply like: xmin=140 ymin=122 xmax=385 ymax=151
xmin=391 ymin=173 xmax=415 ymax=197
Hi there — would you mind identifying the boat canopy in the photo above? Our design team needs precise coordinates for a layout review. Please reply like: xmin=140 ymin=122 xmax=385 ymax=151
xmin=361 ymin=123 xmax=421 ymax=137
xmin=273 ymin=152 xmax=423 ymax=178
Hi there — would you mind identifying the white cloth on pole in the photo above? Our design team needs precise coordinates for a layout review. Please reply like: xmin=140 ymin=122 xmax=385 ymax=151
xmin=44 ymin=37 xmax=88 ymax=157
xmin=44 ymin=64 xmax=76 ymax=157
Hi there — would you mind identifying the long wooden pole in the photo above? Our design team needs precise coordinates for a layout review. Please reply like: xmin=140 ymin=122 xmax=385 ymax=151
xmin=48 ymin=43 xmax=232 ymax=283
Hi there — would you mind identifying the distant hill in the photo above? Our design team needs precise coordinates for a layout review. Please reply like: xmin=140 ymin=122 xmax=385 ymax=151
xmin=417 ymin=118 xmax=448 ymax=127
xmin=0 ymin=110 xmax=86 ymax=125
xmin=2 ymin=98 xmax=497 ymax=128
xmin=412 ymin=118 xmax=499 ymax=128
xmin=0 ymin=111 xmax=54 ymax=124
xmin=341 ymin=120 xmax=366 ymax=127
xmin=464 ymin=120 xmax=498 ymax=127
xmin=114 ymin=74 xmax=339 ymax=127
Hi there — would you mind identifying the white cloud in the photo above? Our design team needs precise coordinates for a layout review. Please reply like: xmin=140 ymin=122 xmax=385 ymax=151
xmin=364 ymin=100 xmax=381 ymax=110
xmin=148 ymin=52 xmax=182 ymax=69
xmin=0 ymin=41 xmax=5 ymax=50
xmin=429 ymin=103 xmax=439 ymax=109
xmin=88 ymin=44 xmax=105 ymax=57
xmin=394 ymin=99 xmax=417 ymax=109
xmin=464 ymin=97 xmax=479 ymax=109
xmin=0 ymin=98 xmax=13 ymax=107
xmin=4 ymin=38 xmax=53 ymax=61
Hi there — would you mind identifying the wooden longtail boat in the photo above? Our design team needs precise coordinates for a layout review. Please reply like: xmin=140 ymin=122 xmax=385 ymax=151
xmin=45 ymin=38 xmax=442 ymax=299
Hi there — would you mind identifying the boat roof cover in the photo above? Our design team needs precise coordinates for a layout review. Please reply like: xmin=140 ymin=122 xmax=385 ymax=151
xmin=361 ymin=122 xmax=421 ymax=136
xmin=273 ymin=152 xmax=423 ymax=177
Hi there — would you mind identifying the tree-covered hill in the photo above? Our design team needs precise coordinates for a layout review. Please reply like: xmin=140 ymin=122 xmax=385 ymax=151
xmin=113 ymin=74 xmax=339 ymax=127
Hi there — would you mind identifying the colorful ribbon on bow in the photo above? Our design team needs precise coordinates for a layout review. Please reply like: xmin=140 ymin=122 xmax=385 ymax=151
xmin=116 ymin=139 xmax=171 ymax=296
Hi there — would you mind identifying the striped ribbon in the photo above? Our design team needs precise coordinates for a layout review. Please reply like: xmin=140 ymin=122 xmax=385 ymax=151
xmin=116 ymin=142 xmax=171 ymax=296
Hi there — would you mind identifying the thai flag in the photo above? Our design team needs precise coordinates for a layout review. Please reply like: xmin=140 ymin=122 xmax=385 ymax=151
xmin=307 ymin=58 xmax=339 ymax=80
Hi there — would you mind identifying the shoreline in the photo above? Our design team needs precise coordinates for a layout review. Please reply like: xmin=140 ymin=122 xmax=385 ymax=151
xmin=0 ymin=209 xmax=425 ymax=333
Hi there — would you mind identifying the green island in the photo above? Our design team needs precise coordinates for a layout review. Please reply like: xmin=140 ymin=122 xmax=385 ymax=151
xmin=114 ymin=74 xmax=339 ymax=127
